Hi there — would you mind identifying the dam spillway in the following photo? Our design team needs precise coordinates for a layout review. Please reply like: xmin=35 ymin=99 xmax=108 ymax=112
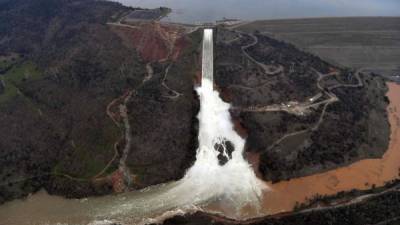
xmin=0 ymin=29 xmax=266 ymax=225
xmin=202 ymin=29 xmax=214 ymax=84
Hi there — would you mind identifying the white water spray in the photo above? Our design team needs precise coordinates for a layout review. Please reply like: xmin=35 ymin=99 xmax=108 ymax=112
xmin=0 ymin=29 xmax=267 ymax=225
xmin=90 ymin=28 xmax=267 ymax=224
xmin=183 ymin=29 xmax=266 ymax=210
xmin=100 ymin=29 xmax=266 ymax=223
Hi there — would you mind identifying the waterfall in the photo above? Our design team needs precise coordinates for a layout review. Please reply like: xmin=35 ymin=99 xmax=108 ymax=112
xmin=101 ymin=28 xmax=267 ymax=223
xmin=0 ymin=29 xmax=267 ymax=225
xmin=180 ymin=28 xmax=266 ymax=212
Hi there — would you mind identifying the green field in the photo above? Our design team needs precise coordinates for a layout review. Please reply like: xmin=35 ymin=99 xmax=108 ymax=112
xmin=0 ymin=62 xmax=42 ymax=103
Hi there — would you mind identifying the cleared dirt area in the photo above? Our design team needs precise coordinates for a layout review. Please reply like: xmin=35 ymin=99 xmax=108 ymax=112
xmin=237 ymin=17 xmax=400 ymax=79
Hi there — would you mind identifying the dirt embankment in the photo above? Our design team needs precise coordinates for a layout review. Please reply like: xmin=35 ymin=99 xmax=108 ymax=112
xmin=110 ymin=22 xmax=187 ymax=62
xmin=103 ymin=21 xmax=198 ymax=192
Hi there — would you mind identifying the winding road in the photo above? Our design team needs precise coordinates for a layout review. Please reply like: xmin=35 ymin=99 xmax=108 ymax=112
xmin=223 ymin=30 xmax=365 ymax=154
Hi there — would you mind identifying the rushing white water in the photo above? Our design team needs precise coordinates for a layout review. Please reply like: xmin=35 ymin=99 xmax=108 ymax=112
xmin=0 ymin=29 xmax=266 ymax=225
xmin=98 ymin=28 xmax=266 ymax=223
xmin=185 ymin=28 xmax=266 ymax=211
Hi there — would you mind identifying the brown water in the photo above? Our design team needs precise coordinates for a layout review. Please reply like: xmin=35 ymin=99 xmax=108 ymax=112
xmin=259 ymin=82 xmax=400 ymax=215
xmin=0 ymin=83 xmax=399 ymax=224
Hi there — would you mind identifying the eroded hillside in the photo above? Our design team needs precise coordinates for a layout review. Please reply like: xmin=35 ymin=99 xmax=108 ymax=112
xmin=0 ymin=0 xmax=200 ymax=203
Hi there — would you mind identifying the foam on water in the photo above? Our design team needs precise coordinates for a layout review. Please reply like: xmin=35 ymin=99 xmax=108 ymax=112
xmin=0 ymin=29 xmax=267 ymax=225
xmin=101 ymin=29 xmax=266 ymax=223
xmin=103 ymin=78 xmax=266 ymax=223
xmin=185 ymin=77 xmax=267 ymax=210
xmin=168 ymin=29 xmax=266 ymax=212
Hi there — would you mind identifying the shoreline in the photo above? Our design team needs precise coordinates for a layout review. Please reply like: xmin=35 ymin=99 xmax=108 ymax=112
xmin=0 ymin=81 xmax=398 ymax=224
xmin=255 ymin=81 xmax=400 ymax=216
xmin=201 ymin=82 xmax=400 ymax=221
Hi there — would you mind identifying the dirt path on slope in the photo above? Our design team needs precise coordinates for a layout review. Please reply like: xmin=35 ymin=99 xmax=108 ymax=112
xmin=101 ymin=21 xmax=189 ymax=191
xmin=209 ymin=82 xmax=399 ymax=219
xmin=255 ymin=82 xmax=400 ymax=216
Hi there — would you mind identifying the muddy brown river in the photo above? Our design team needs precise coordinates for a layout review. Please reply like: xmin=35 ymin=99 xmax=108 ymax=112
xmin=259 ymin=82 xmax=400 ymax=215
xmin=0 ymin=82 xmax=399 ymax=224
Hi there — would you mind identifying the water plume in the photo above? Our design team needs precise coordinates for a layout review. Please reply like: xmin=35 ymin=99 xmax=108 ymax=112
xmin=0 ymin=29 xmax=267 ymax=225
xmin=102 ymin=28 xmax=267 ymax=223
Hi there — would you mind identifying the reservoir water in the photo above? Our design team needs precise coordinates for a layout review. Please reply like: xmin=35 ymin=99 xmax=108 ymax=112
xmin=117 ymin=0 xmax=400 ymax=23
xmin=1 ymin=24 xmax=400 ymax=225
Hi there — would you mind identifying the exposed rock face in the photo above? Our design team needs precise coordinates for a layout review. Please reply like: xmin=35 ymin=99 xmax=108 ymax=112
xmin=214 ymin=138 xmax=234 ymax=165
xmin=111 ymin=22 xmax=188 ymax=62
